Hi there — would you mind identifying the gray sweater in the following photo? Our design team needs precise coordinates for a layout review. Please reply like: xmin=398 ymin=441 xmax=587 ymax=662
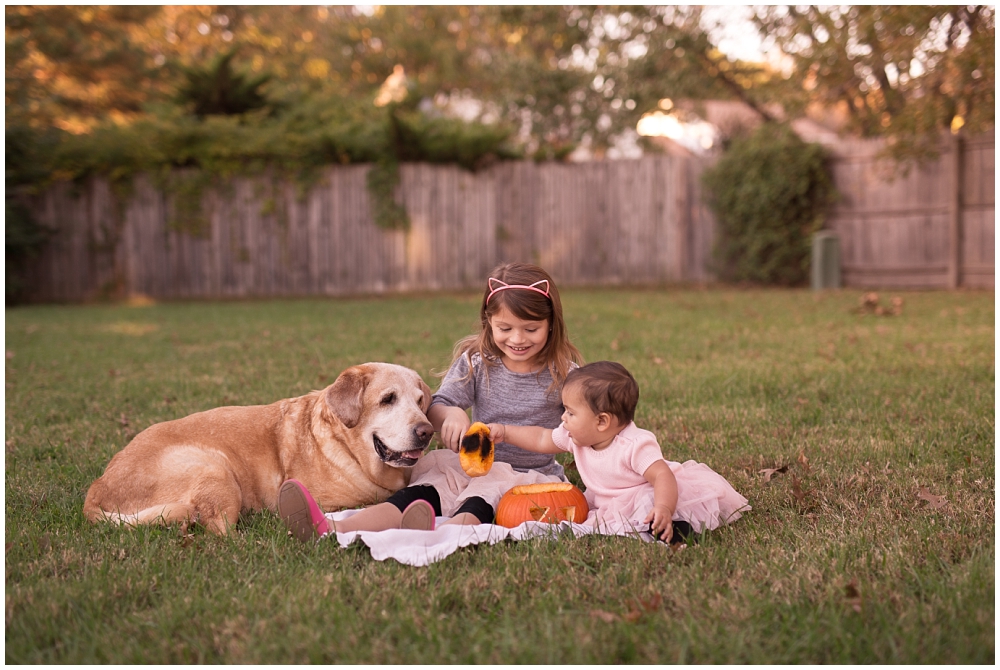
xmin=430 ymin=353 xmax=567 ymax=478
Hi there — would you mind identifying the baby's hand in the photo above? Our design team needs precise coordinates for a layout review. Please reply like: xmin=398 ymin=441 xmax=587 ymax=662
xmin=485 ymin=423 xmax=505 ymax=443
xmin=644 ymin=505 xmax=674 ymax=543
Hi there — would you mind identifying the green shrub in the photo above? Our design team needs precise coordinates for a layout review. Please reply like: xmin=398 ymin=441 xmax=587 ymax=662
xmin=702 ymin=123 xmax=836 ymax=286
xmin=5 ymin=126 xmax=57 ymax=304
xmin=7 ymin=95 xmax=521 ymax=233
xmin=5 ymin=199 xmax=49 ymax=303
xmin=390 ymin=109 xmax=519 ymax=170
xmin=174 ymin=48 xmax=275 ymax=118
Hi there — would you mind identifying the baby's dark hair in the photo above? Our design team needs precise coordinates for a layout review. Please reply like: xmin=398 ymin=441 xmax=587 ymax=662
xmin=564 ymin=361 xmax=639 ymax=425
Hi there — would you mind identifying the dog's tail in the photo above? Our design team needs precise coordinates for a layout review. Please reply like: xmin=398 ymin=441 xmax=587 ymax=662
xmin=82 ymin=477 xmax=109 ymax=524
xmin=85 ymin=479 xmax=199 ymax=528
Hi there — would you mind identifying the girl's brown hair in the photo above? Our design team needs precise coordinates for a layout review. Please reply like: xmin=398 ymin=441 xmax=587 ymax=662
xmin=450 ymin=263 xmax=582 ymax=392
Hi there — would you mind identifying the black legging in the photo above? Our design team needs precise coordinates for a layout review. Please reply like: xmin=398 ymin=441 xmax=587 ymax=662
xmin=385 ymin=484 xmax=494 ymax=524
xmin=649 ymin=519 xmax=699 ymax=545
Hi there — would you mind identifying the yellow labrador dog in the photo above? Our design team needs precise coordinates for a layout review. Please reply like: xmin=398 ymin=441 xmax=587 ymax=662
xmin=84 ymin=363 xmax=433 ymax=534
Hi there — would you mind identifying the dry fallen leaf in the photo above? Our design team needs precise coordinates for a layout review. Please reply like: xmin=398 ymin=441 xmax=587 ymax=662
xmin=639 ymin=594 xmax=663 ymax=611
xmin=791 ymin=474 xmax=807 ymax=505
xmin=857 ymin=291 xmax=901 ymax=317
xmin=797 ymin=450 xmax=811 ymax=474
xmin=590 ymin=610 xmax=618 ymax=623
xmin=622 ymin=595 xmax=664 ymax=621
xmin=759 ymin=465 xmax=788 ymax=483
xmin=917 ymin=487 xmax=948 ymax=510
xmin=844 ymin=579 xmax=863 ymax=613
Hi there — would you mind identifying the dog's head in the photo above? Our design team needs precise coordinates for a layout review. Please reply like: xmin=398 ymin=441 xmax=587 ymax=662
xmin=324 ymin=363 xmax=434 ymax=468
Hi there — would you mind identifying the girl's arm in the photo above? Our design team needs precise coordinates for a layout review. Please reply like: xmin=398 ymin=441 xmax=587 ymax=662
xmin=428 ymin=404 xmax=471 ymax=452
xmin=487 ymin=423 xmax=561 ymax=455
xmin=642 ymin=460 xmax=679 ymax=541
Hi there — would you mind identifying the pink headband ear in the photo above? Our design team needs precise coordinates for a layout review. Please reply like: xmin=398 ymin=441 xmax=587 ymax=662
xmin=486 ymin=278 xmax=551 ymax=304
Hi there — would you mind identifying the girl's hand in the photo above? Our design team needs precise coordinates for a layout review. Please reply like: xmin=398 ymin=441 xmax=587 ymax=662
xmin=439 ymin=412 xmax=471 ymax=453
xmin=644 ymin=504 xmax=674 ymax=543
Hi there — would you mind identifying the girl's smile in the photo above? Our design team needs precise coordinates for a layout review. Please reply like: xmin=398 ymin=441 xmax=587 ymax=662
xmin=489 ymin=307 xmax=549 ymax=372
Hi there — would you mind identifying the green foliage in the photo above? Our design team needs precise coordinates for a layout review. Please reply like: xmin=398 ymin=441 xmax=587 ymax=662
xmin=4 ymin=6 xmax=162 ymax=128
xmin=361 ymin=106 xmax=519 ymax=229
xmin=5 ymin=200 xmax=49 ymax=303
xmin=174 ymin=48 xmax=275 ymax=118
xmin=366 ymin=157 xmax=410 ymax=231
xmin=5 ymin=126 xmax=56 ymax=304
xmin=753 ymin=6 xmax=995 ymax=161
xmin=159 ymin=171 xmax=212 ymax=238
xmin=8 ymin=6 xmax=992 ymax=164
xmin=7 ymin=94 xmax=520 ymax=233
xmin=391 ymin=109 xmax=519 ymax=171
xmin=6 ymin=125 xmax=62 ymax=190
xmin=5 ymin=6 xmax=778 ymax=157
xmin=702 ymin=124 xmax=836 ymax=286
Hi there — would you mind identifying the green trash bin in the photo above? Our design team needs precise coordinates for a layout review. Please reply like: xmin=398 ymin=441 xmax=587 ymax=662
xmin=811 ymin=231 xmax=841 ymax=290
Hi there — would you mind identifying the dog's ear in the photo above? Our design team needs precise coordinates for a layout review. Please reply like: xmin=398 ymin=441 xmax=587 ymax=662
xmin=418 ymin=378 xmax=432 ymax=413
xmin=325 ymin=365 xmax=373 ymax=428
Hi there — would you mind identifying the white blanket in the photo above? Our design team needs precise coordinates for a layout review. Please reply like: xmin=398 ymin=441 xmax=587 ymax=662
xmin=325 ymin=509 xmax=659 ymax=567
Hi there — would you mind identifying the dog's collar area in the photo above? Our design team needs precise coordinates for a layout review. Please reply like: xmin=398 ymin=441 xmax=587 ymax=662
xmin=373 ymin=433 xmax=422 ymax=467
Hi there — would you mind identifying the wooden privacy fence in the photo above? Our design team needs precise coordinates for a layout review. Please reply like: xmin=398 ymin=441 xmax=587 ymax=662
xmin=826 ymin=130 xmax=994 ymax=289
xmin=25 ymin=156 xmax=716 ymax=302
xmin=22 ymin=132 xmax=994 ymax=302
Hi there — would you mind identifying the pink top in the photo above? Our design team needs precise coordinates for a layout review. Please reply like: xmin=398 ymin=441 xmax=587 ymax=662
xmin=551 ymin=422 xmax=665 ymax=512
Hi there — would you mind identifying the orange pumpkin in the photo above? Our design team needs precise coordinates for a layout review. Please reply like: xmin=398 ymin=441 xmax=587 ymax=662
xmin=495 ymin=482 xmax=589 ymax=528
xmin=459 ymin=422 xmax=494 ymax=477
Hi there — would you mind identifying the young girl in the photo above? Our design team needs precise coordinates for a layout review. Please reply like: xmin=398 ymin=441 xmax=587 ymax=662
xmin=279 ymin=262 xmax=583 ymax=540
xmin=491 ymin=361 xmax=749 ymax=542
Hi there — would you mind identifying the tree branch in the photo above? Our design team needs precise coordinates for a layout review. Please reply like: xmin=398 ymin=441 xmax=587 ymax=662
xmin=693 ymin=49 xmax=778 ymax=123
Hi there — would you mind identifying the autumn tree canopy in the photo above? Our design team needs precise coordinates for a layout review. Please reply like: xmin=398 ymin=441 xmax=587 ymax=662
xmin=754 ymin=5 xmax=995 ymax=156
xmin=5 ymin=5 xmax=994 ymax=156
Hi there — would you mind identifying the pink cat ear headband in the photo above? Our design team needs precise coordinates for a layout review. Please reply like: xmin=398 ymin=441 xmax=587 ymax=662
xmin=486 ymin=278 xmax=551 ymax=304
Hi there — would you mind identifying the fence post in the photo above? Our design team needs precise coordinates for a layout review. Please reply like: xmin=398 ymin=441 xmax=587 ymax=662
xmin=811 ymin=231 xmax=841 ymax=290
xmin=675 ymin=157 xmax=690 ymax=282
xmin=948 ymin=132 xmax=964 ymax=289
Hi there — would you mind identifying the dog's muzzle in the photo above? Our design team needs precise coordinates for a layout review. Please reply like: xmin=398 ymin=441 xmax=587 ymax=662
xmin=373 ymin=433 xmax=427 ymax=467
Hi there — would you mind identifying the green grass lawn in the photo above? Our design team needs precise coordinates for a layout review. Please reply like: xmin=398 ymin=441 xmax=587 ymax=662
xmin=4 ymin=287 xmax=994 ymax=663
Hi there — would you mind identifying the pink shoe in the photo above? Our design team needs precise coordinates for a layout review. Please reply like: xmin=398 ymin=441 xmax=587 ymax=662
xmin=399 ymin=499 xmax=436 ymax=531
xmin=278 ymin=479 xmax=331 ymax=542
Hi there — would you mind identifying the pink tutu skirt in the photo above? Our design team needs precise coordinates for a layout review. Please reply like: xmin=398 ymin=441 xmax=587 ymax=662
xmin=584 ymin=460 xmax=749 ymax=535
